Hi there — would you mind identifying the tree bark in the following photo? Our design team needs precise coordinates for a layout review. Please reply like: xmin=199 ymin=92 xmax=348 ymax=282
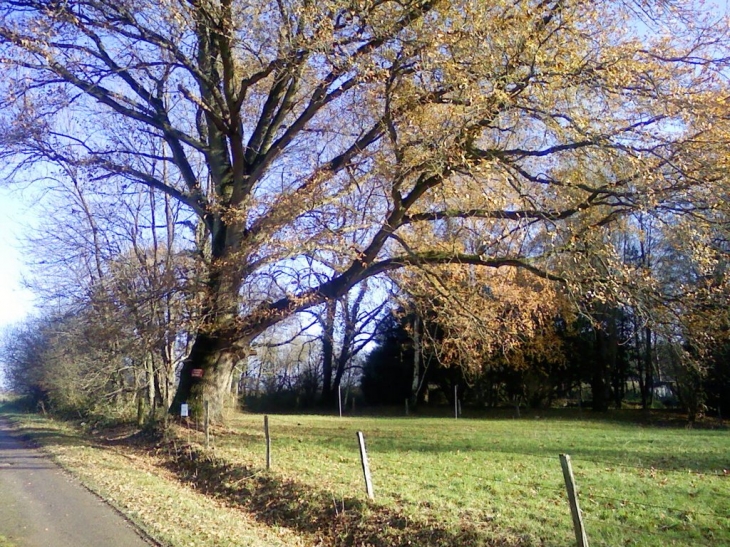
xmin=411 ymin=314 xmax=421 ymax=406
xmin=320 ymin=299 xmax=338 ymax=405
xmin=643 ymin=326 xmax=653 ymax=409
xmin=171 ymin=330 xmax=239 ymax=422
xmin=170 ymin=251 xmax=248 ymax=422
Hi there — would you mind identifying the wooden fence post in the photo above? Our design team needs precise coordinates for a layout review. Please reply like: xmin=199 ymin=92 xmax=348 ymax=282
xmin=338 ymin=386 xmax=343 ymax=417
xmin=560 ymin=454 xmax=589 ymax=547
xmin=356 ymin=431 xmax=374 ymax=499
xmin=264 ymin=415 xmax=271 ymax=470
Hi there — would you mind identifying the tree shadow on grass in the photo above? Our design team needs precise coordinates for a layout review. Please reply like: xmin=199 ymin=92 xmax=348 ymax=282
xmin=156 ymin=438 xmax=522 ymax=547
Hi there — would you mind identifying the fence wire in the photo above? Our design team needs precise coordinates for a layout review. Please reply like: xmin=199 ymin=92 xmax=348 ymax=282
xmin=227 ymin=418 xmax=726 ymax=547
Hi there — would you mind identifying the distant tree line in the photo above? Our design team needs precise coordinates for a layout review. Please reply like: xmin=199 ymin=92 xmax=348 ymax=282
xmin=361 ymin=303 xmax=730 ymax=421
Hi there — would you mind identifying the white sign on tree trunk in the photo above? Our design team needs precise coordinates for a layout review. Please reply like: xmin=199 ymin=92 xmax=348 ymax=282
xmin=180 ymin=403 xmax=189 ymax=417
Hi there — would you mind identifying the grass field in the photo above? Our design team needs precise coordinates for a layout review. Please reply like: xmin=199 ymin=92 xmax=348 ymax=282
xmin=202 ymin=411 xmax=730 ymax=547
xmin=1 ymin=403 xmax=728 ymax=547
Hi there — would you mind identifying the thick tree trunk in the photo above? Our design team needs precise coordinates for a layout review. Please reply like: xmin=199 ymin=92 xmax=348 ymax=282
xmin=169 ymin=209 xmax=251 ymax=422
xmin=171 ymin=331 xmax=239 ymax=422
xmin=169 ymin=263 xmax=244 ymax=421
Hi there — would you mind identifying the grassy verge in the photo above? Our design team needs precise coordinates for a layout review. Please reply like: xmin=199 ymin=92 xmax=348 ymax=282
xmin=0 ymin=404 xmax=306 ymax=547
xmin=1 ymin=401 xmax=727 ymax=547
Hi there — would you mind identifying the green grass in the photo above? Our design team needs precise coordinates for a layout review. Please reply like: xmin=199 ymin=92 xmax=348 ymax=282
xmin=198 ymin=412 xmax=730 ymax=547
xmin=1 ymin=401 xmax=728 ymax=547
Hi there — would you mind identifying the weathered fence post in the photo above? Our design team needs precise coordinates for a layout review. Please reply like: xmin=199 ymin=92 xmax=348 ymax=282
xmin=356 ymin=431 xmax=374 ymax=499
xmin=560 ymin=454 xmax=589 ymax=547
xmin=405 ymin=398 xmax=409 ymax=416
xmin=338 ymin=386 xmax=343 ymax=417
xmin=264 ymin=415 xmax=271 ymax=470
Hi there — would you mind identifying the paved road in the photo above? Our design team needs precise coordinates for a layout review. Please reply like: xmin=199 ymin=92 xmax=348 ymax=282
xmin=0 ymin=418 xmax=153 ymax=547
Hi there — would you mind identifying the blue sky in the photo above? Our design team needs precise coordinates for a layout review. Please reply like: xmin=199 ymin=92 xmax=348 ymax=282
xmin=0 ymin=186 xmax=37 ymax=329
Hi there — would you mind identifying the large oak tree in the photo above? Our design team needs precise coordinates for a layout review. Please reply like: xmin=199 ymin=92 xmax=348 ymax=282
xmin=1 ymin=0 xmax=728 ymax=419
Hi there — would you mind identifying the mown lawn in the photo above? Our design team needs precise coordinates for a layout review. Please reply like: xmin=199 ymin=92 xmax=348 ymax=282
xmin=1 ymin=402 xmax=728 ymax=547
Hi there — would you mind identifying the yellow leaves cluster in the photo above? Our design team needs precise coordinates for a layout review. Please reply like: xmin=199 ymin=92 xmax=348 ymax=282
xmin=395 ymin=264 xmax=568 ymax=374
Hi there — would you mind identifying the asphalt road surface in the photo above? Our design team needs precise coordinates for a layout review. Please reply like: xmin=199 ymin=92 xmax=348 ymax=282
xmin=0 ymin=418 xmax=153 ymax=547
